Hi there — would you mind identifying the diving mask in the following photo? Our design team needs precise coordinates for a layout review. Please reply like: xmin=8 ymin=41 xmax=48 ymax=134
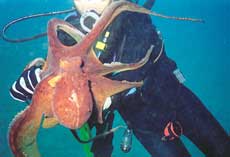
xmin=80 ymin=10 xmax=100 ymax=33
xmin=73 ymin=0 xmax=112 ymax=33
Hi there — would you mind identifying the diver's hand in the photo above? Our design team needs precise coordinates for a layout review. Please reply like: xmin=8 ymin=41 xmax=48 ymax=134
xmin=9 ymin=65 xmax=42 ymax=103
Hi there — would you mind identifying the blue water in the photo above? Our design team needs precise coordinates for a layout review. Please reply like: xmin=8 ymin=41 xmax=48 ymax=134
xmin=0 ymin=0 xmax=229 ymax=156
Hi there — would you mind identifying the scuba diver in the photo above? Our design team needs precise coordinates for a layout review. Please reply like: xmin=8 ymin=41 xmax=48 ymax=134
xmin=8 ymin=0 xmax=230 ymax=156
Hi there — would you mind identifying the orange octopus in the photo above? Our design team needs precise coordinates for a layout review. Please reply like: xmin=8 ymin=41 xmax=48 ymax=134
xmin=8 ymin=1 xmax=156 ymax=156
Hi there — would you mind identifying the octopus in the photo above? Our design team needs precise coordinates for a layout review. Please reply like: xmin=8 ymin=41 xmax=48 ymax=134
xmin=8 ymin=1 xmax=154 ymax=157
xmin=8 ymin=1 xmax=203 ymax=156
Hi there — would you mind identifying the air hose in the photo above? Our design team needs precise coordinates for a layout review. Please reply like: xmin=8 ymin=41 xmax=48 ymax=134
xmin=1 ymin=8 xmax=75 ymax=43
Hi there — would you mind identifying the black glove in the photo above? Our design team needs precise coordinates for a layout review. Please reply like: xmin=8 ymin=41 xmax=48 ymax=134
xmin=9 ymin=65 xmax=42 ymax=103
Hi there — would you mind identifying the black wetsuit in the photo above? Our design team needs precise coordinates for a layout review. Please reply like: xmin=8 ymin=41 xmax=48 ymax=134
xmin=91 ymin=11 xmax=230 ymax=157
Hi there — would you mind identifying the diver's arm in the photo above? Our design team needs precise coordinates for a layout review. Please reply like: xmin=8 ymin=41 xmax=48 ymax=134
xmin=9 ymin=59 xmax=44 ymax=103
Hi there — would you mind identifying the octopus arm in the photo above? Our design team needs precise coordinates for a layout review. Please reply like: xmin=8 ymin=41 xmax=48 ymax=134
xmin=90 ymin=76 xmax=143 ymax=123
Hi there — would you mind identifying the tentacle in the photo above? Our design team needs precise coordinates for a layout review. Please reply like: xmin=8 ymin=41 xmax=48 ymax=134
xmin=46 ymin=19 xmax=85 ymax=71
xmin=8 ymin=106 xmax=42 ymax=157
xmin=90 ymin=76 xmax=143 ymax=123
xmin=95 ymin=45 xmax=154 ymax=75
xmin=56 ymin=22 xmax=84 ymax=43
xmin=8 ymin=77 xmax=54 ymax=157
xmin=42 ymin=117 xmax=59 ymax=128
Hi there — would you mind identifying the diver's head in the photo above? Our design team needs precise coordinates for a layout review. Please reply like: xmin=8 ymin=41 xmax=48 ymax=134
xmin=74 ymin=0 xmax=112 ymax=15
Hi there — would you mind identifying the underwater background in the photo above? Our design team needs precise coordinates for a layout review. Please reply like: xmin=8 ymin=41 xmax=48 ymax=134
xmin=0 ymin=0 xmax=229 ymax=156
